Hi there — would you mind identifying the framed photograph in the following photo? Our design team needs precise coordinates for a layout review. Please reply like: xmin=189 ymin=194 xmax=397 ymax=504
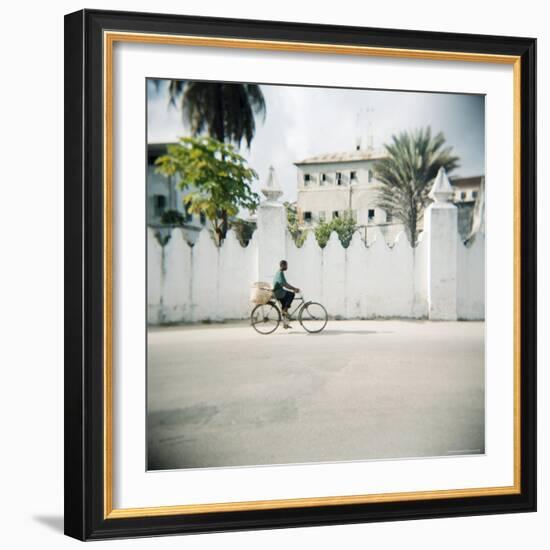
xmin=64 ymin=9 xmax=536 ymax=540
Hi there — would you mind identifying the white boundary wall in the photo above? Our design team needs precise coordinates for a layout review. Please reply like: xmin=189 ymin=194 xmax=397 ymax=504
xmin=148 ymin=192 xmax=484 ymax=324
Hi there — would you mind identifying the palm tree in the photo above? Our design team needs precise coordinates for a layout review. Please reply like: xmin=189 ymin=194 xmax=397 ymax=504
xmin=167 ymin=80 xmax=266 ymax=148
xmin=374 ymin=127 xmax=459 ymax=246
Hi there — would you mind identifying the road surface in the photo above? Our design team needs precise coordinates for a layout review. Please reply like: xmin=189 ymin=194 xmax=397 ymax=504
xmin=147 ymin=320 xmax=485 ymax=470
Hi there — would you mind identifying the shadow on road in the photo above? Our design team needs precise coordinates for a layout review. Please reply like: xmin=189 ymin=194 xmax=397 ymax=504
xmin=285 ymin=330 xmax=394 ymax=336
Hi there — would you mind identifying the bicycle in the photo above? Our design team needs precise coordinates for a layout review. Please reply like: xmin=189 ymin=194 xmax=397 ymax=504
xmin=250 ymin=293 xmax=328 ymax=335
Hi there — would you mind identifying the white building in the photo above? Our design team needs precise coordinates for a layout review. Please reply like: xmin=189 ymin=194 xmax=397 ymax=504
xmin=147 ymin=142 xmax=209 ymax=243
xmin=294 ymin=146 xmax=484 ymax=244
xmin=450 ymin=175 xmax=485 ymax=239
xmin=294 ymin=146 xmax=404 ymax=242
xmin=451 ymin=175 xmax=483 ymax=204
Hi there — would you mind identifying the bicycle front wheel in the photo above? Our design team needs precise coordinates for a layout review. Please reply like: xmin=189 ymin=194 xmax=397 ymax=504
xmin=251 ymin=302 xmax=281 ymax=335
xmin=299 ymin=301 xmax=328 ymax=333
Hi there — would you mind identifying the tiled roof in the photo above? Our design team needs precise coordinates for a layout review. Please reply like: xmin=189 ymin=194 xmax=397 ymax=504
xmin=295 ymin=148 xmax=387 ymax=165
xmin=450 ymin=175 xmax=484 ymax=188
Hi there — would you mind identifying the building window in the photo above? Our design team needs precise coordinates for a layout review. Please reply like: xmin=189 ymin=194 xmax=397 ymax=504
xmin=153 ymin=194 xmax=167 ymax=217
xmin=460 ymin=191 xmax=467 ymax=200
xmin=321 ymin=173 xmax=328 ymax=183
xmin=472 ymin=191 xmax=478 ymax=199
xmin=304 ymin=173 xmax=311 ymax=185
xmin=332 ymin=210 xmax=340 ymax=219
xmin=200 ymin=212 xmax=206 ymax=225
xmin=368 ymin=209 xmax=375 ymax=222
xmin=350 ymin=171 xmax=357 ymax=181
xmin=319 ymin=211 xmax=326 ymax=222
xmin=304 ymin=211 xmax=312 ymax=223
xmin=368 ymin=169 xmax=373 ymax=183
xmin=336 ymin=172 xmax=343 ymax=185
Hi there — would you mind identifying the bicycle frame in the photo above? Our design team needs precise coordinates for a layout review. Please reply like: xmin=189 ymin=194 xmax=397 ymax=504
xmin=273 ymin=294 xmax=306 ymax=319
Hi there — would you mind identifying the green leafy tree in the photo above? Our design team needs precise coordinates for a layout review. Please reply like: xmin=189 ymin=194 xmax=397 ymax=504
xmin=284 ymin=201 xmax=307 ymax=247
xmin=167 ymin=81 xmax=266 ymax=148
xmin=314 ymin=215 xmax=358 ymax=248
xmin=155 ymin=137 xmax=260 ymax=245
xmin=374 ymin=127 xmax=459 ymax=246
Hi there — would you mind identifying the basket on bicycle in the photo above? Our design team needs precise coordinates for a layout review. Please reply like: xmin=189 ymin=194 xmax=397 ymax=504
xmin=249 ymin=282 xmax=273 ymax=305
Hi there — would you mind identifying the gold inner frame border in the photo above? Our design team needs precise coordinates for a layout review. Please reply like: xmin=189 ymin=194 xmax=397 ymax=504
xmin=102 ymin=30 xmax=522 ymax=519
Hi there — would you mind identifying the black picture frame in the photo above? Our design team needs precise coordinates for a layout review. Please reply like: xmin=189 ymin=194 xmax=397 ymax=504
xmin=64 ymin=8 xmax=536 ymax=541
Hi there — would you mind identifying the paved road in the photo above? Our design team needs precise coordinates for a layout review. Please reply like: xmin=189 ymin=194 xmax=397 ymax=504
xmin=147 ymin=320 xmax=484 ymax=470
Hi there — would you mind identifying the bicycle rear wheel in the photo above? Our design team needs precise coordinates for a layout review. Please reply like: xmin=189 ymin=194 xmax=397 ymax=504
xmin=299 ymin=301 xmax=328 ymax=333
xmin=251 ymin=302 xmax=281 ymax=335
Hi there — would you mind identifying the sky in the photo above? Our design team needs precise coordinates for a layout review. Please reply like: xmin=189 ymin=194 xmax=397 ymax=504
xmin=147 ymin=80 xmax=485 ymax=203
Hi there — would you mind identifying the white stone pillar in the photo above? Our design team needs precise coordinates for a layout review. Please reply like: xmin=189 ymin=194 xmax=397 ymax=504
xmin=424 ymin=167 xmax=458 ymax=320
xmin=256 ymin=166 xmax=286 ymax=282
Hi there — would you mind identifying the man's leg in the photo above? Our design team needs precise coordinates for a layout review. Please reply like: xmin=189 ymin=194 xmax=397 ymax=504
xmin=282 ymin=291 xmax=295 ymax=313
xmin=287 ymin=291 xmax=295 ymax=309
xmin=281 ymin=291 xmax=294 ymax=328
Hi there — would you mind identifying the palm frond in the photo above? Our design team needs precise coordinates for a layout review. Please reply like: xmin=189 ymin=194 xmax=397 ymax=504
xmin=373 ymin=126 xmax=460 ymax=245
xmin=166 ymin=81 xmax=266 ymax=148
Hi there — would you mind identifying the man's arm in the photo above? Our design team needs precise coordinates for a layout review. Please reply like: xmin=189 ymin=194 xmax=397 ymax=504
xmin=283 ymin=282 xmax=300 ymax=293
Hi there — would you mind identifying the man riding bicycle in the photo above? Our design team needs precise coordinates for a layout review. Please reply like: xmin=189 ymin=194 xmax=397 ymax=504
xmin=273 ymin=260 xmax=300 ymax=329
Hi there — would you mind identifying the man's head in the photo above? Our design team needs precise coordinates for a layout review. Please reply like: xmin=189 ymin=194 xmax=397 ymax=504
xmin=280 ymin=260 xmax=288 ymax=271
